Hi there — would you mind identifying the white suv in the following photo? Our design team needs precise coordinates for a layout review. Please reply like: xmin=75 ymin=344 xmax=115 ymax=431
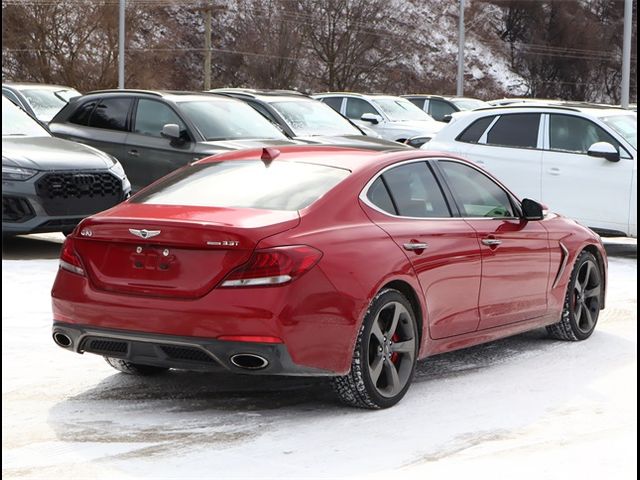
xmin=422 ymin=105 xmax=637 ymax=237
xmin=313 ymin=92 xmax=445 ymax=143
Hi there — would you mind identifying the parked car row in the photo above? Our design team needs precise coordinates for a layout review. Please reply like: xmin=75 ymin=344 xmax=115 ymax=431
xmin=2 ymin=82 xmax=637 ymax=239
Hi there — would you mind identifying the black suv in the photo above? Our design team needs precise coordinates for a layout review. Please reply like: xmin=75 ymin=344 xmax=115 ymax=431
xmin=49 ymin=90 xmax=297 ymax=192
xmin=401 ymin=95 xmax=489 ymax=122
xmin=210 ymin=88 xmax=406 ymax=149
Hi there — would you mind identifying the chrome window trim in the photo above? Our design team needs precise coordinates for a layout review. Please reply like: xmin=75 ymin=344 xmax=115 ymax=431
xmin=359 ymin=157 xmax=522 ymax=222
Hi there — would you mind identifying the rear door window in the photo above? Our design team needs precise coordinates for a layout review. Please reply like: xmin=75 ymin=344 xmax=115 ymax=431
xmin=485 ymin=113 xmax=540 ymax=148
xmin=88 ymin=98 xmax=132 ymax=131
xmin=133 ymin=160 xmax=350 ymax=211
xmin=366 ymin=177 xmax=396 ymax=215
xmin=381 ymin=162 xmax=451 ymax=218
xmin=406 ymin=98 xmax=425 ymax=110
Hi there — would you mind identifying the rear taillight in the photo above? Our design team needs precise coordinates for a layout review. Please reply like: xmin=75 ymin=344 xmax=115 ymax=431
xmin=220 ymin=245 xmax=322 ymax=287
xmin=59 ymin=237 xmax=85 ymax=276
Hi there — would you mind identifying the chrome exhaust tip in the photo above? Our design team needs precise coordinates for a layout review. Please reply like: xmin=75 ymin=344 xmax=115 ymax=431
xmin=230 ymin=353 xmax=269 ymax=370
xmin=53 ymin=332 xmax=72 ymax=348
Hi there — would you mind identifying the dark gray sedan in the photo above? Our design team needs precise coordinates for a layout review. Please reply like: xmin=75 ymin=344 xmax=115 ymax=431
xmin=2 ymin=96 xmax=130 ymax=236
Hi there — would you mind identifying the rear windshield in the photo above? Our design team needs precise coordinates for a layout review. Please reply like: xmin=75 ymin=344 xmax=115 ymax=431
xmin=132 ymin=160 xmax=350 ymax=211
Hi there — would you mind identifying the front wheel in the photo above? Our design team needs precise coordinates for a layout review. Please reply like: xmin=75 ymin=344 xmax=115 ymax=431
xmin=547 ymin=251 xmax=602 ymax=341
xmin=332 ymin=289 xmax=419 ymax=409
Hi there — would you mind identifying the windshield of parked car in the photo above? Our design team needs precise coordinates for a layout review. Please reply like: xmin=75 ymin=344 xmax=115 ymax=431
xmin=270 ymin=99 xmax=361 ymax=137
xmin=2 ymin=97 xmax=50 ymax=137
xmin=132 ymin=160 xmax=350 ymax=211
xmin=451 ymin=98 xmax=490 ymax=110
xmin=19 ymin=88 xmax=80 ymax=121
xmin=372 ymin=98 xmax=435 ymax=122
xmin=178 ymin=99 xmax=288 ymax=141
xmin=599 ymin=114 xmax=637 ymax=150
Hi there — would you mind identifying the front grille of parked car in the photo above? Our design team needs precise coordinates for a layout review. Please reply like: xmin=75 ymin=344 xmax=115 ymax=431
xmin=160 ymin=345 xmax=216 ymax=363
xmin=82 ymin=338 xmax=129 ymax=356
xmin=2 ymin=196 xmax=35 ymax=223
xmin=35 ymin=171 xmax=123 ymax=216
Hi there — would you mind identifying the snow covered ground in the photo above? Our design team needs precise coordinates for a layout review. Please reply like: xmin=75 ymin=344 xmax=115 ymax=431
xmin=2 ymin=234 xmax=636 ymax=479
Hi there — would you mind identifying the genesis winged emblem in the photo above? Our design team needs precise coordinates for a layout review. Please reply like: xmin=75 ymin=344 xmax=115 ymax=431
xmin=129 ymin=228 xmax=161 ymax=239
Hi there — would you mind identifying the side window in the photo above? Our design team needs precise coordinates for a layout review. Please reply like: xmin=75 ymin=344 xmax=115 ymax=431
xmin=382 ymin=162 xmax=451 ymax=218
xmin=69 ymin=101 xmax=97 ymax=126
xmin=429 ymin=100 xmax=456 ymax=121
xmin=345 ymin=98 xmax=379 ymax=120
xmin=88 ymin=98 xmax=132 ymax=131
xmin=320 ymin=96 xmax=344 ymax=113
xmin=406 ymin=98 xmax=425 ymax=110
xmin=439 ymin=161 xmax=515 ymax=218
xmin=133 ymin=99 xmax=186 ymax=137
xmin=549 ymin=114 xmax=621 ymax=154
xmin=457 ymin=115 xmax=495 ymax=143
xmin=485 ymin=113 xmax=540 ymax=148
xmin=366 ymin=177 xmax=396 ymax=215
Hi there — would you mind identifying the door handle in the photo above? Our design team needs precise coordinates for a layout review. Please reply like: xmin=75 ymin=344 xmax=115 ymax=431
xmin=403 ymin=242 xmax=429 ymax=251
xmin=481 ymin=238 xmax=502 ymax=246
xmin=547 ymin=167 xmax=561 ymax=175
xmin=128 ymin=149 xmax=139 ymax=157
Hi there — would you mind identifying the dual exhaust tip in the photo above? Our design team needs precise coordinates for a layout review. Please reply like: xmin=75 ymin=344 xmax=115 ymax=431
xmin=230 ymin=353 xmax=269 ymax=370
xmin=54 ymin=331 xmax=269 ymax=371
xmin=53 ymin=332 xmax=72 ymax=348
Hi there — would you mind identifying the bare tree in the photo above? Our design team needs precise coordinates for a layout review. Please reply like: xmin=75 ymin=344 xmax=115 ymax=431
xmin=295 ymin=0 xmax=400 ymax=91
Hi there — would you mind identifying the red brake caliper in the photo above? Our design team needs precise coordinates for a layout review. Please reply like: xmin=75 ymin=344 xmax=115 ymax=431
xmin=391 ymin=333 xmax=400 ymax=364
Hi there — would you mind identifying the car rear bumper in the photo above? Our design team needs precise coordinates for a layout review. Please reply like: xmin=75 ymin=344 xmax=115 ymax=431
xmin=51 ymin=265 xmax=364 ymax=375
xmin=52 ymin=322 xmax=334 ymax=376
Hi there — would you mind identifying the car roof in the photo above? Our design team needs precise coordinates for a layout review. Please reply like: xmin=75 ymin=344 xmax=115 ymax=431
xmin=313 ymin=92 xmax=405 ymax=100
xmin=470 ymin=104 xmax=630 ymax=115
xmin=3 ymin=82 xmax=79 ymax=91
xmin=211 ymin=89 xmax=317 ymax=104
xmin=196 ymin=145 xmax=458 ymax=173
xmin=78 ymin=89 xmax=235 ymax=103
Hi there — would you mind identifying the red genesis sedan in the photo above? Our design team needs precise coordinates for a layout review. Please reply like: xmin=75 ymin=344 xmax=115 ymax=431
xmin=51 ymin=146 xmax=607 ymax=409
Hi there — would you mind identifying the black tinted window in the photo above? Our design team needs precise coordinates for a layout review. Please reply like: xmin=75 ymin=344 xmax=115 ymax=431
xmin=367 ymin=177 xmax=396 ymax=214
xmin=69 ymin=101 xmax=96 ymax=126
xmin=134 ymin=99 xmax=185 ymax=137
xmin=89 ymin=98 xmax=131 ymax=131
xmin=457 ymin=116 xmax=495 ymax=143
xmin=382 ymin=163 xmax=450 ymax=218
xmin=320 ymin=97 xmax=343 ymax=112
xmin=439 ymin=161 xmax=515 ymax=218
xmin=429 ymin=100 xmax=456 ymax=121
xmin=133 ymin=161 xmax=349 ymax=211
xmin=486 ymin=113 xmax=540 ymax=148
xmin=345 ymin=98 xmax=378 ymax=119
xmin=406 ymin=98 xmax=425 ymax=109
xmin=549 ymin=114 xmax=621 ymax=154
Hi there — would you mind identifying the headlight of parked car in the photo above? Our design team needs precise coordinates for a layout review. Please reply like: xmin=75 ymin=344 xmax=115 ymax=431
xmin=2 ymin=164 xmax=38 ymax=181
xmin=109 ymin=159 xmax=127 ymax=179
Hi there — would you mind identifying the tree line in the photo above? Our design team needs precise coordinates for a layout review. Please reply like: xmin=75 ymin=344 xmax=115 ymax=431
xmin=2 ymin=0 xmax=636 ymax=103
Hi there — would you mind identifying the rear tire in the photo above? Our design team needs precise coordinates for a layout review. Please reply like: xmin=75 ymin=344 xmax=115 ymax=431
xmin=332 ymin=289 xmax=419 ymax=409
xmin=104 ymin=357 xmax=169 ymax=375
xmin=547 ymin=251 xmax=602 ymax=341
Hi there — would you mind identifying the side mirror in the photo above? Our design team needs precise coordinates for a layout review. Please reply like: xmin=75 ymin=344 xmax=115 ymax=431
xmin=161 ymin=123 xmax=181 ymax=140
xmin=361 ymin=113 xmax=382 ymax=125
xmin=442 ymin=114 xmax=453 ymax=123
xmin=587 ymin=142 xmax=620 ymax=162
xmin=521 ymin=198 xmax=544 ymax=220
xmin=405 ymin=136 xmax=431 ymax=148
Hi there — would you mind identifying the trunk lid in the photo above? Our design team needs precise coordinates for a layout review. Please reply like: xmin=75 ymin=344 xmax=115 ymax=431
xmin=74 ymin=203 xmax=299 ymax=298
